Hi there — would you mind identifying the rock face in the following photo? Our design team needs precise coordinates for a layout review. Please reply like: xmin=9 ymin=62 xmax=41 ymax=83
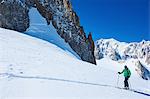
xmin=135 ymin=61 xmax=150 ymax=80
xmin=34 ymin=0 xmax=96 ymax=64
xmin=0 ymin=0 xmax=96 ymax=64
xmin=0 ymin=0 xmax=29 ymax=32
xmin=25 ymin=0 xmax=35 ymax=8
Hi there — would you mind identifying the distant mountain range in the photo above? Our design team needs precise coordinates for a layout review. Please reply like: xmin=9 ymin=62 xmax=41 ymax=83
xmin=95 ymin=38 xmax=150 ymax=80
xmin=95 ymin=38 xmax=150 ymax=64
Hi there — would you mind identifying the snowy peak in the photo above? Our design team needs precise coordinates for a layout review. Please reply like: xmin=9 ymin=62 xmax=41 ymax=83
xmin=95 ymin=38 xmax=127 ymax=61
xmin=95 ymin=38 xmax=150 ymax=65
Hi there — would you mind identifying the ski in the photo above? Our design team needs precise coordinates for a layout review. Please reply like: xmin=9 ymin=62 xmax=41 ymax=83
xmin=116 ymin=87 xmax=150 ymax=96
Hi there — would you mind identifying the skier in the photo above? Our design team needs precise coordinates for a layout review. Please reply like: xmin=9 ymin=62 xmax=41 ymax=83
xmin=118 ymin=65 xmax=131 ymax=89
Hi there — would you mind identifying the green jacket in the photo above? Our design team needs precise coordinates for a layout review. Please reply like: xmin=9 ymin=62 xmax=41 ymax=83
xmin=121 ymin=68 xmax=131 ymax=77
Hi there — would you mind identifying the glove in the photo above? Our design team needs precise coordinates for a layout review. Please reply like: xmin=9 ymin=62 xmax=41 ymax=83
xmin=118 ymin=72 xmax=121 ymax=74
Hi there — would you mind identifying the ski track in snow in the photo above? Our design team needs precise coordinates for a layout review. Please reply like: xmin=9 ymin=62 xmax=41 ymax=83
xmin=0 ymin=73 xmax=150 ymax=97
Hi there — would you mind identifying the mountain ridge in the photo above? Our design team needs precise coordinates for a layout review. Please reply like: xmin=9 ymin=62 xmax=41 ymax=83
xmin=95 ymin=38 xmax=150 ymax=63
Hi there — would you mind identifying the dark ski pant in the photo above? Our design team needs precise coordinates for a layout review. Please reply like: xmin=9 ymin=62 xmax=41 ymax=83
xmin=124 ymin=77 xmax=129 ymax=88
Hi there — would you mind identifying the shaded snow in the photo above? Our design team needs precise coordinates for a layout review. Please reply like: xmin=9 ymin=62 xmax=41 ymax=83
xmin=25 ymin=8 xmax=80 ymax=59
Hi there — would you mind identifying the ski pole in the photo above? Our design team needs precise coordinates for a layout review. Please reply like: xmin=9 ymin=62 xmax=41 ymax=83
xmin=129 ymin=79 xmax=132 ymax=89
xmin=117 ymin=74 xmax=120 ymax=87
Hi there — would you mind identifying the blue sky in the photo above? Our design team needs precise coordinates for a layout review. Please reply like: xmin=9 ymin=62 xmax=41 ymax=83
xmin=71 ymin=0 xmax=149 ymax=42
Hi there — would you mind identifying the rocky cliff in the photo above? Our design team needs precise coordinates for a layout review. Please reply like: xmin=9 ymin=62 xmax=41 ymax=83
xmin=0 ymin=0 xmax=96 ymax=64
xmin=135 ymin=60 xmax=150 ymax=80
xmin=0 ymin=0 xmax=29 ymax=32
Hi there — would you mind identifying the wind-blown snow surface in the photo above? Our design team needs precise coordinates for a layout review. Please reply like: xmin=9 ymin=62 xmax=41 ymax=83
xmin=0 ymin=28 xmax=150 ymax=99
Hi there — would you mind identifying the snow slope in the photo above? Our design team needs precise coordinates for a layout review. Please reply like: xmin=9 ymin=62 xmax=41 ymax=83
xmin=0 ymin=28 xmax=150 ymax=99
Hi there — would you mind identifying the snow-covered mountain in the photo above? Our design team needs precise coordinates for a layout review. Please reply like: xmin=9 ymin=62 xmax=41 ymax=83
xmin=95 ymin=38 xmax=150 ymax=64
xmin=1 ymin=28 xmax=150 ymax=99
xmin=95 ymin=38 xmax=150 ymax=80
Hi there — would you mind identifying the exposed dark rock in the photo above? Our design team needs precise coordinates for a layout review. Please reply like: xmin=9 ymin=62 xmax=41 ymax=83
xmin=0 ymin=0 xmax=29 ymax=32
xmin=25 ymin=0 xmax=35 ymax=8
xmin=135 ymin=61 xmax=150 ymax=80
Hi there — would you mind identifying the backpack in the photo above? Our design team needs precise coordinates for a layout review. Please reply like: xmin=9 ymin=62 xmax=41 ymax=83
xmin=127 ymin=69 xmax=131 ymax=77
